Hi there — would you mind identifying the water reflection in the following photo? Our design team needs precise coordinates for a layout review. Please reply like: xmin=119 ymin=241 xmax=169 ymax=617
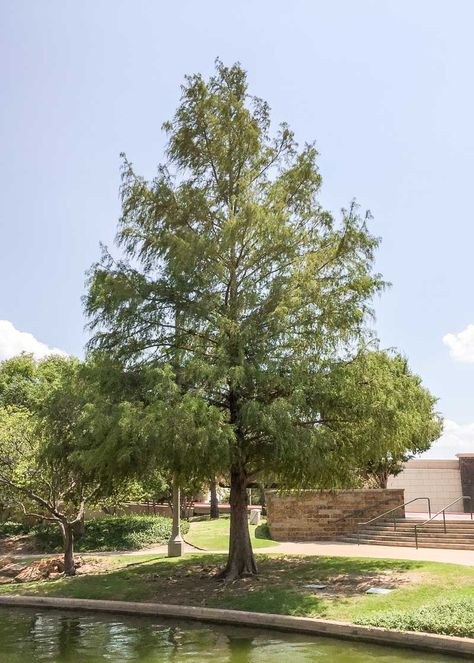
xmin=228 ymin=634 xmax=254 ymax=663
xmin=0 ymin=607 xmax=460 ymax=663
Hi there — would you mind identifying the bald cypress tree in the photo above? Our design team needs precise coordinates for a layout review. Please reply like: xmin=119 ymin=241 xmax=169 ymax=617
xmin=86 ymin=61 xmax=384 ymax=579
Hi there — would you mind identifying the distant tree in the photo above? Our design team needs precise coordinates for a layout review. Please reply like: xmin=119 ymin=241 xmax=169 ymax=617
xmin=85 ymin=61 xmax=385 ymax=579
xmin=0 ymin=355 xmax=104 ymax=575
xmin=209 ymin=479 xmax=220 ymax=519
xmin=0 ymin=354 xmax=36 ymax=409
xmin=345 ymin=351 xmax=443 ymax=488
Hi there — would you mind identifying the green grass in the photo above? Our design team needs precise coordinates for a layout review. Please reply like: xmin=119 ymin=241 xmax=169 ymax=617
xmin=185 ymin=515 xmax=277 ymax=550
xmin=1 ymin=553 xmax=472 ymax=637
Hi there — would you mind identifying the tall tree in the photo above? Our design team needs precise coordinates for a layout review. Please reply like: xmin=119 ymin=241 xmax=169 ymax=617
xmin=86 ymin=61 xmax=384 ymax=579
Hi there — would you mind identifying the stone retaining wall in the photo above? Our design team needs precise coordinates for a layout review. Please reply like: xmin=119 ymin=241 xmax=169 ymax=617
xmin=266 ymin=489 xmax=405 ymax=541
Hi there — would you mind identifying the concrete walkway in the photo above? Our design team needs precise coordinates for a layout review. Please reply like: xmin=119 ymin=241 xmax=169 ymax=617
xmin=8 ymin=540 xmax=474 ymax=567
xmin=129 ymin=539 xmax=474 ymax=567
xmin=244 ymin=540 xmax=474 ymax=566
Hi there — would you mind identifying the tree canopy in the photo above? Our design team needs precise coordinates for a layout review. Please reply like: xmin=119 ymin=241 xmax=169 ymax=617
xmin=344 ymin=351 xmax=442 ymax=487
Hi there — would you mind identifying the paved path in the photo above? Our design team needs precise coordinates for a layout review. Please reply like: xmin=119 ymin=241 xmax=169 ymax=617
xmin=243 ymin=540 xmax=474 ymax=566
xmin=131 ymin=540 xmax=474 ymax=567
xmin=8 ymin=540 xmax=474 ymax=567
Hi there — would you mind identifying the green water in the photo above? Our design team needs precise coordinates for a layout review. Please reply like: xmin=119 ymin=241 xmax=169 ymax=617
xmin=0 ymin=607 xmax=459 ymax=662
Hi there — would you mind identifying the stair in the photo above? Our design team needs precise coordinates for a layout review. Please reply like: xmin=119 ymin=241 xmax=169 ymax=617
xmin=339 ymin=518 xmax=474 ymax=550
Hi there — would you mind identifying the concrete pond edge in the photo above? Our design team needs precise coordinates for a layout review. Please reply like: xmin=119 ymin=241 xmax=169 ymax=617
xmin=0 ymin=595 xmax=472 ymax=658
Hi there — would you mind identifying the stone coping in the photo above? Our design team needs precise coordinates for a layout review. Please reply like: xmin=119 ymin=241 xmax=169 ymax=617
xmin=0 ymin=596 xmax=472 ymax=658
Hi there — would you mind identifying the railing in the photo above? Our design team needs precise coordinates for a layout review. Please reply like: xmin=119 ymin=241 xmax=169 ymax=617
xmin=414 ymin=496 xmax=473 ymax=549
xmin=357 ymin=497 xmax=432 ymax=545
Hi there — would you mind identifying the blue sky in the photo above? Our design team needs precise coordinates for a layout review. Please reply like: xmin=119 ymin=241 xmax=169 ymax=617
xmin=1 ymin=1 xmax=473 ymax=457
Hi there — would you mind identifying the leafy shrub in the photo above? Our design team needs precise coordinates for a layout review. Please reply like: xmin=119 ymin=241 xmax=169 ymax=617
xmin=0 ymin=521 xmax=32 ymax=537
xmin=32 ymin=515 xmax=190 ymax=552
xmin=356 ymin=598 xmax=474 ymax=638
xmin=254 ymin=523 xmax=271 ymax=540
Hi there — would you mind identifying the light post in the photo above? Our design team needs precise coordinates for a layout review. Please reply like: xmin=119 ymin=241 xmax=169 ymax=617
xmin=167 ymin=477 xmax=184 ymax=557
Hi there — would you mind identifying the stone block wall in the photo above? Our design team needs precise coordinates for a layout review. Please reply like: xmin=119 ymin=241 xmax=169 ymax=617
xmin=266 ymin=489 xmax=405 ymax=541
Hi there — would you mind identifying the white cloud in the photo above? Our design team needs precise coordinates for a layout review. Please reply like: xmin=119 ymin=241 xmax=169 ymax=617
xmin=420 ymin=419 xmax=474 ymax=459
xmin=443 ymin=324 xmax=474 ymax=363
xmin=0 ymin=320 xmax=67 ymax=362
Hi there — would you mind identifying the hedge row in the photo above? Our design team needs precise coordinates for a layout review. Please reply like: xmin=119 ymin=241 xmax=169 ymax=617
xmin=356 ymin=598 xmax=474 ymax=638
xmin=0 ymin=515 xmax=189 ymax=552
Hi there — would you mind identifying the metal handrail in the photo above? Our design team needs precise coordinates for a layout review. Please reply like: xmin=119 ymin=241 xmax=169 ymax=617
xmin=414 ymin=496 xmax=473 ymax=549
xmin=357 ymin=497 xmax=432 ymax=545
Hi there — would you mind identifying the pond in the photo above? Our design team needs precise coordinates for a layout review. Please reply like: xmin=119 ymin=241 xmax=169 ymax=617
xmin=0 ymin=607 xmax=459 ymax=662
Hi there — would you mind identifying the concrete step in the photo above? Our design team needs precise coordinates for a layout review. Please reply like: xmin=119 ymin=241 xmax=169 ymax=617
xmin=340 ymin=536 xmax=474 ymax=550
xmin=361 ymin=528 xmax=474 ymax=539
xmin=370 ymin=520 xmax=474 ymax=529
xmin=356 ymin=534 xmax=474 ymax=545
xmin=360 ymin=527 xmax=474 ymax=535
xmin=365 ymin=524 xmax=474 ymax=531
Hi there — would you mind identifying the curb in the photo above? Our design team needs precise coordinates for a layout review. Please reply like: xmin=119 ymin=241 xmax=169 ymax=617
xmin=0 ymin=595 xmax=472 ymax=658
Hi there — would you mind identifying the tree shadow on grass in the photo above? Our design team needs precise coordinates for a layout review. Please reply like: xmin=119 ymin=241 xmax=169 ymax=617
xmin=258 ymin=555 xmax=421 ymax=579
xmin=210 ymin=588 xmax=327 ymax=617
xmin=0 ymin=554 xmax=430 ymax=609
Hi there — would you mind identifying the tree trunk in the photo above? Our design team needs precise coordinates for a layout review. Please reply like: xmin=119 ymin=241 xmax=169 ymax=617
xmin=60 ymin=522 xmax=76 ymax=576
xmin=73 ymin=513 xmax=85 ymax=536
xmin=377 ymin=470 xmax=389 ymax=489
xmin=210 ymin=479 xmax=220 ymax=519
xmin=218 ymin=467 xmax=257 ymax=580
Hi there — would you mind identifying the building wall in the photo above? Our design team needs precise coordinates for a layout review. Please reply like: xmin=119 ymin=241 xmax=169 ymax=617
xmin=459 ymin=454 xmax=474 ymax=511
xmin=266 ymin=489 xmax=405 ymax=541
xmin=387 ymin=459 xmax=463 ymax=513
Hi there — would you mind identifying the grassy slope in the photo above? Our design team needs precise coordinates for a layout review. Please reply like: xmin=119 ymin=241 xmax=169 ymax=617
xmin=1 ymin=553 xmax=472 ymax=636
xmin=185 ymin=516 xmax=277 ymax=550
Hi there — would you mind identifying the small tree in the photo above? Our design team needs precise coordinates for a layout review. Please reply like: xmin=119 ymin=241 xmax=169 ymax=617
xmin=0 ymin=355 xmax=103 ymax=575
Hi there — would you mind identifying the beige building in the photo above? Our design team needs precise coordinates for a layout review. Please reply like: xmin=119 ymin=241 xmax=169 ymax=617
xmin=387 ymin=454 xmax=473 ymax=513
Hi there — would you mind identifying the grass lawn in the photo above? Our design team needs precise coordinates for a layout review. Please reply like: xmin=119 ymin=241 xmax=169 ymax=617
xmin=185 ymin=515 xmax=277 ymax=551
xmin=1 ymin=553 xmax=473 ymax=637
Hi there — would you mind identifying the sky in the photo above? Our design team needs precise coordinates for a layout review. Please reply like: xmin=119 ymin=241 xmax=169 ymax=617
xmin=1 ymin=0 xmax=473 ymax=459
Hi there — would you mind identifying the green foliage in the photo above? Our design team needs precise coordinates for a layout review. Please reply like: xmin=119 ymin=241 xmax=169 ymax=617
xmin=0 ymin=521 xmax=31 ymax=537
xmin=32 ymin=515 xmax=190 ymax=552
xmin=0 ymin=354 xmax=124 ymax=573
xmin=319 ymin=350 xmax=442 ymax=487
xmin=0 ymin=354 xmax=37 ymax=409
xmin=74 ymin=358 xmax=229 ymax=489
xmin=356 ymin=598 xmax=474 ymax=638
xmin=85 ymin=60 xmax=387 ymax=494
